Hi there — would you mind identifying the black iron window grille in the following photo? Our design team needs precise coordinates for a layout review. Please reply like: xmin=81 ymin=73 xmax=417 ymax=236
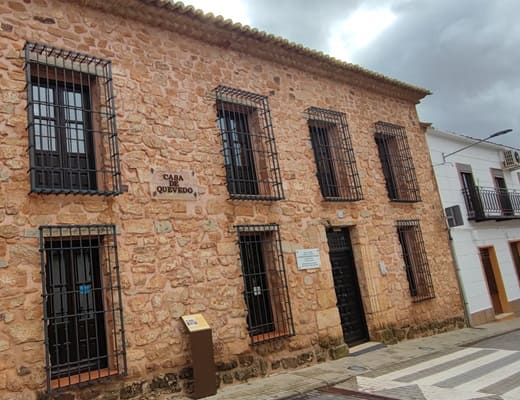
xmin=459 ymin=169 xmax=520 ymax=220
xmin=39 ymin=225 xmax=126 ymax=391
xmin=235 ymin=224 xmax=294 ymax=344
xmin=215 ymin=85 xmax=284 ymax=200
xmin=461 ymin=187 xmax=520 ymax=221
xmin=306 ymin=107 xmax=363 ymax=201
xmin=375 ymin=122 xmax=420 ymax=202
xmin=396 ymin=220 xmax=435 ymax=302
xmin=24 ymin=42 xmax=122 ymax=195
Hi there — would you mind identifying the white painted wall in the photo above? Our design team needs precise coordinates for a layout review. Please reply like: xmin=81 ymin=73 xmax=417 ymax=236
xmin=426 ymin=128 xmax=520 ymax=315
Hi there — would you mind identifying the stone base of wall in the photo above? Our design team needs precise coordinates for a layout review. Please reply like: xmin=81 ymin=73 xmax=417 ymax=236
xmin=469 ymin=307 xmax=495 ymax=326
xmin=37 ymin=338 xmax=348 ymax=400
xmin=371 ymin=316 xmax=465 ymax=344
xmin=469 ymin=298 xmax=520 ymax=326
xmin=509 ymin=298 xmax=520 ymax=315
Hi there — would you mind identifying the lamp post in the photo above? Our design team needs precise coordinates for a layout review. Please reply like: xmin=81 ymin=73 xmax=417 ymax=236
xmin=441 ymin=129 xmax=513 ymax=164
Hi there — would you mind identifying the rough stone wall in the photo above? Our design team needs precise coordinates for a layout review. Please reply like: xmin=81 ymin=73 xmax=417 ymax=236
xmin=0 ymin=0 xmax=464 ymax=398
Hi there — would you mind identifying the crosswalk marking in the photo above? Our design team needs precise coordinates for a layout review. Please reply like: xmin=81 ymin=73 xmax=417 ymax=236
xmin=413 ymin=349 xmax=515 ymax=386
xmin=503 ymin=385 xmax=520 ymax=399
xmin=396 ymin=349 xmax=494 ymax=383
xmin=377 ymin=347 xmax=482 ymax=381
xmin=455 ymin=358 xmax=520 ymax=392
xmin=355 ymin=346 xmax=520 ymax=399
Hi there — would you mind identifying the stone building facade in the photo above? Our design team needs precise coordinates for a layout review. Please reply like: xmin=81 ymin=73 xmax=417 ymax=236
xmin=0 ymin=0 xmax=464 ymax=398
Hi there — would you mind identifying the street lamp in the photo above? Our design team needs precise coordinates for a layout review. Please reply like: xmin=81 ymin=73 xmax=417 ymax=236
xmin=441 ymin=129 xmax=513 ymax=164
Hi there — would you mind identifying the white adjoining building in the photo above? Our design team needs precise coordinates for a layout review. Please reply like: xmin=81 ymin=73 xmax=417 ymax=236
xmin=426 ymin=127 xmax=520 ymax=325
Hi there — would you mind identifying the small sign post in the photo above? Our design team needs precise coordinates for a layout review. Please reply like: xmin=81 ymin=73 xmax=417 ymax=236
xmin=181 ymin=314 xmax=216 ymax=398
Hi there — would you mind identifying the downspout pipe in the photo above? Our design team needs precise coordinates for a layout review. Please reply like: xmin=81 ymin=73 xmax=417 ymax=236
xmin=447 ymin=228 xmax=473 ymax=328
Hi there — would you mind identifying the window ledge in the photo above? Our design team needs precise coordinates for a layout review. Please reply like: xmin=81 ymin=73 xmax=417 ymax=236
xmin=51 ymin=368 xmax=120 ymax=390
xmin=251 ymin=329 xmax=292 ymax=345
xmin=229 ymin=195 xmax=285 ymax=201
xmin=31 ymin=188 xmax=121 ymax=196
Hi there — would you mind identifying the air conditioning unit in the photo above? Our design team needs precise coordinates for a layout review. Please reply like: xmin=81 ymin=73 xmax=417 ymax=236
xmin=503 ymin=150 xmax=520 ymax=170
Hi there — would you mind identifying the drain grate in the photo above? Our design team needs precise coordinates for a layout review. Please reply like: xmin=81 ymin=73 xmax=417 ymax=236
xmin=347 ymin=365 xmax=369 ymax=372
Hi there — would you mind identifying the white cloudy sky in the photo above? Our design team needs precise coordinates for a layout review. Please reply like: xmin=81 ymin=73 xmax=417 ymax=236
xmin=183 ymin=0 xmax=519 ymax=147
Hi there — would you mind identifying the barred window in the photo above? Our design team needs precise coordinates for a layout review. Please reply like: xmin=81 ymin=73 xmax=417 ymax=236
xmin=25 ymin=42 xmax=122 ymax=195
xmin=236 ymin=224 xmax=294 ymax=344
xmin=215 ymin=85 xmax=284 ymax=200
xmin=396 ymin=220 xmax=435 ymax=302
xmin=39 ymin=225 xmax=126 ymax=391
xmin=375 ymin=122 xmax=420 ymax=202
xmin=306 ymin=107 xmax=363 ymax=201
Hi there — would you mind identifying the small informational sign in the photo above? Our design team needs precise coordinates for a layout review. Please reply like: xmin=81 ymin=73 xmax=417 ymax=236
xmin=296 ymin=248 xmax=321 ymax=270
xmin=151 ymin=169 xmax=198 ymax=200
xmin=181 ymin=314 xmax=210 ymax=332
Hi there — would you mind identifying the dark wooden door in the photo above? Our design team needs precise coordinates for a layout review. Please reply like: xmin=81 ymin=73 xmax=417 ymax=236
xmin=479 ymin=248 xmax=503 ymax=314
xmin=494 ymin=176 xmax=513 ymax=216
xmin=327 ymin=229 xmax=368 ymax=346
xmin=460 ymin=171 xmax=483 ymax=217
xmin=45 ymin=240 xmax=107 ymax=378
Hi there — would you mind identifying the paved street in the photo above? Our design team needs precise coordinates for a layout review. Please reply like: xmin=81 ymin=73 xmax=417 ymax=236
xmin=151 ymin=319 xmax=520 ymax=400
xmin=287 ymin=330 xmax=520 ymax=400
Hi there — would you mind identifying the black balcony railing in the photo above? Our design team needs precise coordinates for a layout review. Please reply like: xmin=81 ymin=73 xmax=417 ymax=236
xmin=462 ymin=186 xmax=520 ymax=221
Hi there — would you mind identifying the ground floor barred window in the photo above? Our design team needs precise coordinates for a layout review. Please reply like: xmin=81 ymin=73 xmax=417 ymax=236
xmin=396 ymin=220 xmax=435 ymax=302
xmin=39 ymin=225 xmax=126 ymax=391
xmin=236 ymin=224 xmax=295 ymax=344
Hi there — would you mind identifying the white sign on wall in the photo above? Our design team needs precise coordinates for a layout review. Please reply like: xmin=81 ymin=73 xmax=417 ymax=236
xmin=296 ymin=249 xmax=321 ymax=270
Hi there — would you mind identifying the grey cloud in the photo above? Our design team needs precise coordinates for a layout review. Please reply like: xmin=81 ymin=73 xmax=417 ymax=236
xmin=242 ymin=0 xmax=520 ymax=147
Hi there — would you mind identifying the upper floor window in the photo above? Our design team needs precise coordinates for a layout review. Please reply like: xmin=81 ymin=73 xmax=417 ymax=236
xmin=305 ymin=107 xmax=363 ymax=201
xmin=215 ymin=85 xmax=284 ymax=200
xmin=396 ymin=220 xmax=435 ymax=302
xmin=24 ymin=42 xmax=122 ymax=195
xmin=375 ymin=122 xmax=420 ymax=202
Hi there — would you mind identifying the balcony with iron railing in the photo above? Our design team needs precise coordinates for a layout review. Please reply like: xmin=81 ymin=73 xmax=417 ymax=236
xmin=462 ymin=187 xmax=520 ymax=221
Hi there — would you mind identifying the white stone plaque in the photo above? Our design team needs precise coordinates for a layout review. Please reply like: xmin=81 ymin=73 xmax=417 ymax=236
xmin=150 ymin=169 xmax=198 ymax=200
xmin=296 ymin=248 xmax=321 ymax=270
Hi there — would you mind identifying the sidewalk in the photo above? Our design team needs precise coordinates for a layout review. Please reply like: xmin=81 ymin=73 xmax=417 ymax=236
xmin=197 ymin=317 xmax=520 ymax=400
